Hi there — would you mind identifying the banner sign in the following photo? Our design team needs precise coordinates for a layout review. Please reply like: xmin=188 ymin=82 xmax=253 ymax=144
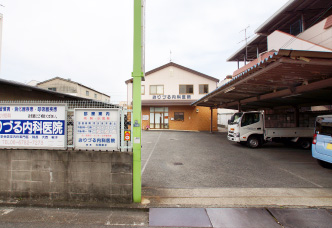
xmin=0 ymin=104 xmax=67 ymax=149
xmin=74 ymin=108 xmax=120 ymax=151
xmin=124 ymin=130 xmax=131 ymax=141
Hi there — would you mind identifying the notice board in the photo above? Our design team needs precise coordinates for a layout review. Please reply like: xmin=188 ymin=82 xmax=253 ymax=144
xmin=74 ymin=108 xmax=120 ymax=151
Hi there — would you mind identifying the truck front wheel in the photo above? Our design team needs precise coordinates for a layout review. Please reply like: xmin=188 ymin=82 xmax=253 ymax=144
xmin=247 ymin=136 xmax=261 ymax=148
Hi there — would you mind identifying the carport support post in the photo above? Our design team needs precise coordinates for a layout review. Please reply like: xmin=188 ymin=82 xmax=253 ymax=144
xmin=132 ymin=0 xmax=144 ymax=203
xmin=210 ymin=107 xmax=213 ymax=133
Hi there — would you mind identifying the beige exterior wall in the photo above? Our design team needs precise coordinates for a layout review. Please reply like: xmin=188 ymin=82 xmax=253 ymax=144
xmin=268 ymin=18 xmax=332 ymax=52
xmin=128 ymin=65 xmax=218 ymax=104
xmin=37 ymin=78 xmax=110 ymax=103
xmin=298 ymin=18 xmax=332 ymax=50
xmin=127 ymin=83 xmax=133 ymax=107
xmin=127 ymin=64 xmax=219 ymax=131
xmin=37 ymin=79 xmax=78 ymax=94
xmin=268 ymin=30 xmax=332 ymax=52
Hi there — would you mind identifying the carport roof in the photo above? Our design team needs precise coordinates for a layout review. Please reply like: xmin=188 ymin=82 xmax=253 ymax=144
xmin=192 ymin=49 xmax=332 ymax=110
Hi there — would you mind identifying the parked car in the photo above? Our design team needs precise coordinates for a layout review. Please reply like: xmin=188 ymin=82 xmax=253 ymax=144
xmin=312 ymin=115 xmax=332 ymax=168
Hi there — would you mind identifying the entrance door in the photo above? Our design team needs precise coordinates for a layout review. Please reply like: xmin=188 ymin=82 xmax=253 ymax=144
xmin=155 ymin=113 xmax=164 ymax=129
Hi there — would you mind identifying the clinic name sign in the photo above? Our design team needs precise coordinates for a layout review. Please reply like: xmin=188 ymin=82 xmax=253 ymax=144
xmin=152 ymin=95 xmax=192 ymax=100
xmin=74 ymin=109 xmax=120 ymax=151
xmin=0 ymin=104 xmax=66 ymax=149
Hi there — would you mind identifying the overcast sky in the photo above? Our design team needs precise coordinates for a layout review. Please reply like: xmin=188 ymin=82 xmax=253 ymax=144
xmin=0 ymin=0 xmax=289 ymax=103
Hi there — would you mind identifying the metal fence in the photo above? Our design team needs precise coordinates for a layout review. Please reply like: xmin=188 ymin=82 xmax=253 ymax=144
xmin=0 ymin=100 xmax=132 ymax=151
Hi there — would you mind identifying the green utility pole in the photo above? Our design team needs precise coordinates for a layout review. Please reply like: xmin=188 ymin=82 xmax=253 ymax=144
xmin=132 ymin=0 xmax=144 ymax=203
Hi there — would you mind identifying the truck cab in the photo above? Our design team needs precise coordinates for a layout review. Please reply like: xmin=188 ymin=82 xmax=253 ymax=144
xmin=228 ymin=111 xmax=264 ymax=148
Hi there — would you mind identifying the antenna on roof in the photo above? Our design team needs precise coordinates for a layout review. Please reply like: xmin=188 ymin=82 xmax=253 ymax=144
xmin=238 ymin=25 xmax=252 ymax=65
xmin=170 ymin=49 xmax=172 ymax=62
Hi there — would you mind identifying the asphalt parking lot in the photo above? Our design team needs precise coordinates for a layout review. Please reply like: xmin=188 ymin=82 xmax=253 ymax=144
xmin=141 ymin=130 xmax=332 ymax=189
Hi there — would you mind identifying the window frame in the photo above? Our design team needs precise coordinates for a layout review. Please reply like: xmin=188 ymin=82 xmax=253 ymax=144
xmin=199 ymin=84 xmax=209 ymax=94
xmin=174 ymin=112 xmax=184 ymax=121
xmin=141 ymin=85 xmax=145 ymax=95
xmin=48 ymin=87 xmax=56 ymax=91
xmin=86 ymin=91 xmax=89 ymax=96
xmin=150 ymin=85 xmax=164 ymax=95
xmin=179 ymin=84 xmax=194 ymax=94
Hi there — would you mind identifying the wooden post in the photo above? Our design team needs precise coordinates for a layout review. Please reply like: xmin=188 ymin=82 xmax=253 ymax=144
xmin=210 ymin=107 xmax=213 ymax=133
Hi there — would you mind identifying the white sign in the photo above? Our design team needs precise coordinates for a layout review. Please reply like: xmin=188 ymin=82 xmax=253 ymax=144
xmin=0 ymin=104 xmax=67 ymax=149
xmin=142 ymin=115 xmax=149 ymax=121
xmin=74 ymin=108 xmax=120 ymax=151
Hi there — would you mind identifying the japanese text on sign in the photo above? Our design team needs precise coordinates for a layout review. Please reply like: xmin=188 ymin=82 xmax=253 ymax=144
xmin=0 ymin=104 xmax=67 ymax=149
xmin=152 ymin=95 xmax=192 ymax=100
xmin=74 ymin=109 xmax=120 ymax=151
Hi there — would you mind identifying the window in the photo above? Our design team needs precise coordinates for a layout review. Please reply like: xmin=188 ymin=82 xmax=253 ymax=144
xmin=86 ymin=91 xmax=89 ymax=96
xmin=199 ymin=84 xmax=209 ymax=94
xmin=179 ymin=85 xmax=193 ymax=94
xmin=174 ymin=112 xmax=184 ymax=121
xmin=150 ymin=85 xmax=164 ymax=95
xmin=241 ymin=113 xmax=260 ymax=127
xmin=290 ymin=19 xmax=302 ymax=36
xmin=94 ymin=94 xmax=97 ymax=99
xmin=141 ymin=85 xmax=145 ymax=95
xmin=315 ymin=117 xmax=332 ymax=136
xmin=48 ymin=87 xmax=56 ymax=91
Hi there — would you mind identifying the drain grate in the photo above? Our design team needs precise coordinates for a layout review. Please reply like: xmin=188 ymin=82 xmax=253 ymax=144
xmin=174 ymin=162 xmax=183 ymax=166
xmin=169 ymin=138 xmax=177 ymax=141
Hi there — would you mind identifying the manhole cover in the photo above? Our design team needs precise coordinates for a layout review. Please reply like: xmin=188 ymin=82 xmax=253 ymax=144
xmin=174 ymin=162 xmax=183 ymax=166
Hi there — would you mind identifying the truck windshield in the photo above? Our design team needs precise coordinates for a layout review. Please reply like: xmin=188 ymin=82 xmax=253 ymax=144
xmin=316 ymin=117 xmax=332 ymax=136
xmin=229 ymin=112 xmax=243 ymax=124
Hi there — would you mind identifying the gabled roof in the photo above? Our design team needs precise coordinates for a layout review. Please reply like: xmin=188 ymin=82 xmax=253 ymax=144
xmin=0 ymin=78 xmax=91 ymax=100
xmin=125 ymin=62 xmax=219 ymax=84
xmin=37 ymin=77 xmax=110 ymax=98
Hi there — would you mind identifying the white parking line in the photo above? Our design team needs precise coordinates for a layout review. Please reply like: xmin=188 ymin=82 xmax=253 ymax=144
xmin=142 ymin=132 xmax=162 ymax=175
xmin=280 ymin=168 xmax=323 ymax=188
xmin=1 ymin=209 xmax=14 ymax=216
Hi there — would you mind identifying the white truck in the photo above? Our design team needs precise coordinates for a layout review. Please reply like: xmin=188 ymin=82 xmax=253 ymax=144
xmin=227 ymin=111 xmax=314 ymax=149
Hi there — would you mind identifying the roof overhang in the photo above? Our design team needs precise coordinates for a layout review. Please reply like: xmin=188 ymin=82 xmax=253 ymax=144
xmin=192 ymin=50 xmax=332 ymax=110
xmin=227 ymin=0 xmax=332 ymax=63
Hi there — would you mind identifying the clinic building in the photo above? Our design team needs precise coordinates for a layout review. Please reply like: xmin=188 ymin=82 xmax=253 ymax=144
xmin=126 ymin=62 xmax=219 ymax=131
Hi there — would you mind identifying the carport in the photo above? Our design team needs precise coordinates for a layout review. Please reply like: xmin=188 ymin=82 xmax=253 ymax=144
xmin=192 ymin=50 xmax=332 ymax=126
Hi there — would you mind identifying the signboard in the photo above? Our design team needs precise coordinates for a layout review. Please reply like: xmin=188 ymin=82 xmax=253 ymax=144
xmin=0 ymin=104 xmax=67 ymax=149
xmin=74 ymin=108 xmax=120 ymax=151
xmin=152 ymin=95 xmax=192 ymax=100
xmin=124 ymin=130 xmax=131 ymax=141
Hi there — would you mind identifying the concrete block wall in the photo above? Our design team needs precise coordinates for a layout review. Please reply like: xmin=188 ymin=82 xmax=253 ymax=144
xmin=0 ymin=150 xmax=133 ymax=203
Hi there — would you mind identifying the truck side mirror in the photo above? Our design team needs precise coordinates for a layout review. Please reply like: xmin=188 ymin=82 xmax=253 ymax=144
xmin=228 ymin=120 xmax=231 ymax=124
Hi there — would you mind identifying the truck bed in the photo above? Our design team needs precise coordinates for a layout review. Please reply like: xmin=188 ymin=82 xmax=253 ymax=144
xmin=265 ymin=127 xmax=314 ymax=138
